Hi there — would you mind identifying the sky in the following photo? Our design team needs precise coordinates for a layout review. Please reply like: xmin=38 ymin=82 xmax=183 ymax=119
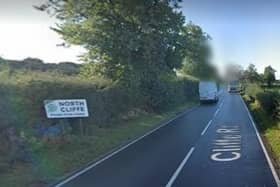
xmin=0 ymin=0 xmax=85 ymax=63
xmin=181 ymin=0 xmax=280 ymax=77
xmin=0 ymin=0 xmax=279 ymax=77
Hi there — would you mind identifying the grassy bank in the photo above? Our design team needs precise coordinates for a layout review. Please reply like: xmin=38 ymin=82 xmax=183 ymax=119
xmin=243 ymin=88 xmax=280 ymax=176
xmin=0 ymin=100 xmax=197 ymax=187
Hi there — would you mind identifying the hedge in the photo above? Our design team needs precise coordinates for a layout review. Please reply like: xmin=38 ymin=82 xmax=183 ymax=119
xmin=0 ymin=71 xmax=198 ymax=131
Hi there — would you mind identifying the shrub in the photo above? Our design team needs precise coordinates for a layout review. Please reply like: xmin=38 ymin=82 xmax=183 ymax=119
xmin=140 ymin=76 xmax=198 ymax=113
xmin=256 ymin=91 xmax=279 ymax=115
xmin=245 ymin=83 xmax=263 ymax=99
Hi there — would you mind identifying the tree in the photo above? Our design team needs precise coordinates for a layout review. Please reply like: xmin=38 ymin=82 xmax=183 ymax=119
xmin=243 ymin=64 xmax=261 ymax=83
xmin=181 ymin=61 xmax=217 ymax=80
xmin=263 ymin=66 xmax=276 ymax=87
xmin=179 ymin=22 xmax=215 ymax=79
xmin=37 ymin=0 xmax=188 ymax=111
xmin=37 ymin=0 xmax=185 ymax=80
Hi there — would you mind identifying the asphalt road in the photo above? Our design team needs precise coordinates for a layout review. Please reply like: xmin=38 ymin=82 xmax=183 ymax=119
xmin=55 ymin=90 xmax=279 ymax=187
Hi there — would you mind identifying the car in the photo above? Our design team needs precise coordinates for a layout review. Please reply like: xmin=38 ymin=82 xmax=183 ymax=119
xmin=199 ymin=81 xmax=219 ymax=103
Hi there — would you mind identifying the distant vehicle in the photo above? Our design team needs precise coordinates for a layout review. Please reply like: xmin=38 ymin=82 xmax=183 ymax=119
xmin=199 ymin=81 xmax=219 ymax=103
xmin=228 ymin=80 xmax=241 ymax=93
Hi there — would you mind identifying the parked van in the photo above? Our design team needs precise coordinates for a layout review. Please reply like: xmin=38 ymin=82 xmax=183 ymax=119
xmin=199 ymin=81 xmax=219 ymax=103
xmin=228 ymin=80 xmax=241 ymax=93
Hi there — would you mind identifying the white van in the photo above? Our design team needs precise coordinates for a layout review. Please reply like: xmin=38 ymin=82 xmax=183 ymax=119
xmin=199 ymin=81 xmax=218 ymax=103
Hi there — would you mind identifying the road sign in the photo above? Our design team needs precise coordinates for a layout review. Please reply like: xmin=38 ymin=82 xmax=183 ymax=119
xmin=44 ymin=99 xmax=89 ymax=119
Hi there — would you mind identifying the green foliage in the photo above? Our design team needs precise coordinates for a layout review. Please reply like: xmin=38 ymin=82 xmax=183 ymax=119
xmin=40 ymin=0 xmax=185 ymax=79
xmin=256 ymin=92 xmax=278 ymax=114
xmin=245 ymin=83 xmax=263 ymax=99
xmin=6 ymin=58 xmax=81 ymax=75
xmin=181 ymin=60 xmax=217 ymax=80
xmin=140 ymin=75 xmax=198 ymax=112
xmin=179 ymin=22 xmax=216 ymax=80
xmin=38 ymin=0 xmax=193 ymax=109
xmin=182 ymin=22 xmax=211 ymax=65
xmin=80 ymin=62 xmax=125 ymax=81
xmin=264 ymin=66 xmax=276 ymax=87
xmin=0 ymin=68 xmax=198 ymax=129
xmin=243 ymin=64 xmax=261 ymax=83
xmin=0 ymin=57 xmax=5 ymax=64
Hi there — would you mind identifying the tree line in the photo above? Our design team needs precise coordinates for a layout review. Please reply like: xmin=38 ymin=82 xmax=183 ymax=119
xmin=235 ymin=63 xmax=277 ymax=87
xmin=0 ymin=57 xmax=81 ymax=75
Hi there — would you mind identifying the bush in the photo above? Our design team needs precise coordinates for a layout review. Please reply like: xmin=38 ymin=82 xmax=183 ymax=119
xmin=256 ymin=91 xmax=279 ymax=115
xmin=140 ymin=76 xmax=198 ymax=112
xmin=245 ymin=83 xmax=263 ymax=99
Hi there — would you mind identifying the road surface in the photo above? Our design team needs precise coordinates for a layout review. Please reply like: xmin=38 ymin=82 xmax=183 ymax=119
xmin=55 ymin=91 xmax=279 ymax=187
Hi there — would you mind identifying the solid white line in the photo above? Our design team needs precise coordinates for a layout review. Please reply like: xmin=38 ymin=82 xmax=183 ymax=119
xmin=240 ymin=96 xmax=280 ymax=186
xmin=165 ymin=147 xmax=195 ymax=187
xmin=201 ymin=120 xmax=213 ymax=136
xmin=54 ymin=108 xmax=196 ymax=187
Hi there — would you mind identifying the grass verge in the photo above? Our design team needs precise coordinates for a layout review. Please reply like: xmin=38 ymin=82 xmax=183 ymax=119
xmin=0 ymin=101 xmax=198 ymax=187
xmin=243 ymin=95 xmax=280 ymax=177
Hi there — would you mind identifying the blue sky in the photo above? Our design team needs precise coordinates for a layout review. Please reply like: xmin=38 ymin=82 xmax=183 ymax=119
xmin=0 ymin=0 xmax=279 ymax=77
xmin=181 ymin=0 xmax=280 ymax=77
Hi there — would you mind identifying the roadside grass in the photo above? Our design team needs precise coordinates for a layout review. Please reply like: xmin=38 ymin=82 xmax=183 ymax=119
xmin=244 ymin=96 xmax=280 ymax=173
xmin=0 ymin=100 xmax=198 ymax=187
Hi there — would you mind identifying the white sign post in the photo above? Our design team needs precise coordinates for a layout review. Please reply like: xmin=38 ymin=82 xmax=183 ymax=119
xmin=44 ymin=99 xmax=89 ymax=136
xmin=44 ymin=99 xmax=89 ymax=119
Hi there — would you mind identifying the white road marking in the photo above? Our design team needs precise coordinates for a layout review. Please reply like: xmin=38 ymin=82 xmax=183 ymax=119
xmin=214 ymin=108 xmax=220 ymax=117
xmin=219 ymin=100 xmax=224 ymax=108
xmin=213 ymin=148 xmax=241 ymax=152
xmin=219 ymin=145 xmax=241 ymax=148
xmin=240 ymin=96 xmax=280 ymax=186
xmin=201 ymin=120 xmax=213 ymax=136
xmin=211 ymin=125 xmax=242 ymax=162
xmin=214 ymin=142 xmax=240 ymax=145
xmin=211 ymin=152 xmax=241 ymax=162
xmin=54 ymin=107 xmax=197 ymax=187
xmin=165 ymin=147 xmax=195 ymax=187
xmin=215 ymin=139 xmax=240 ymax=142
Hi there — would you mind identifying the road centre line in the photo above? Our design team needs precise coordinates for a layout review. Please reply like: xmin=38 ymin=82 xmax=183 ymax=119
xmin=240 ymin=96 xmax=280 ymax=186
xmin=165 ymin=147 xmax=195 ymax=187
xmin=219 ymin=101 xmax=224 ymax=108
xmin=201 ymin=100 xmax=223 ymax=137
xmin=201 ymin=120 xmax=213 ymax=136
xmin=214 ymin=108 xmax=220 ymax=117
